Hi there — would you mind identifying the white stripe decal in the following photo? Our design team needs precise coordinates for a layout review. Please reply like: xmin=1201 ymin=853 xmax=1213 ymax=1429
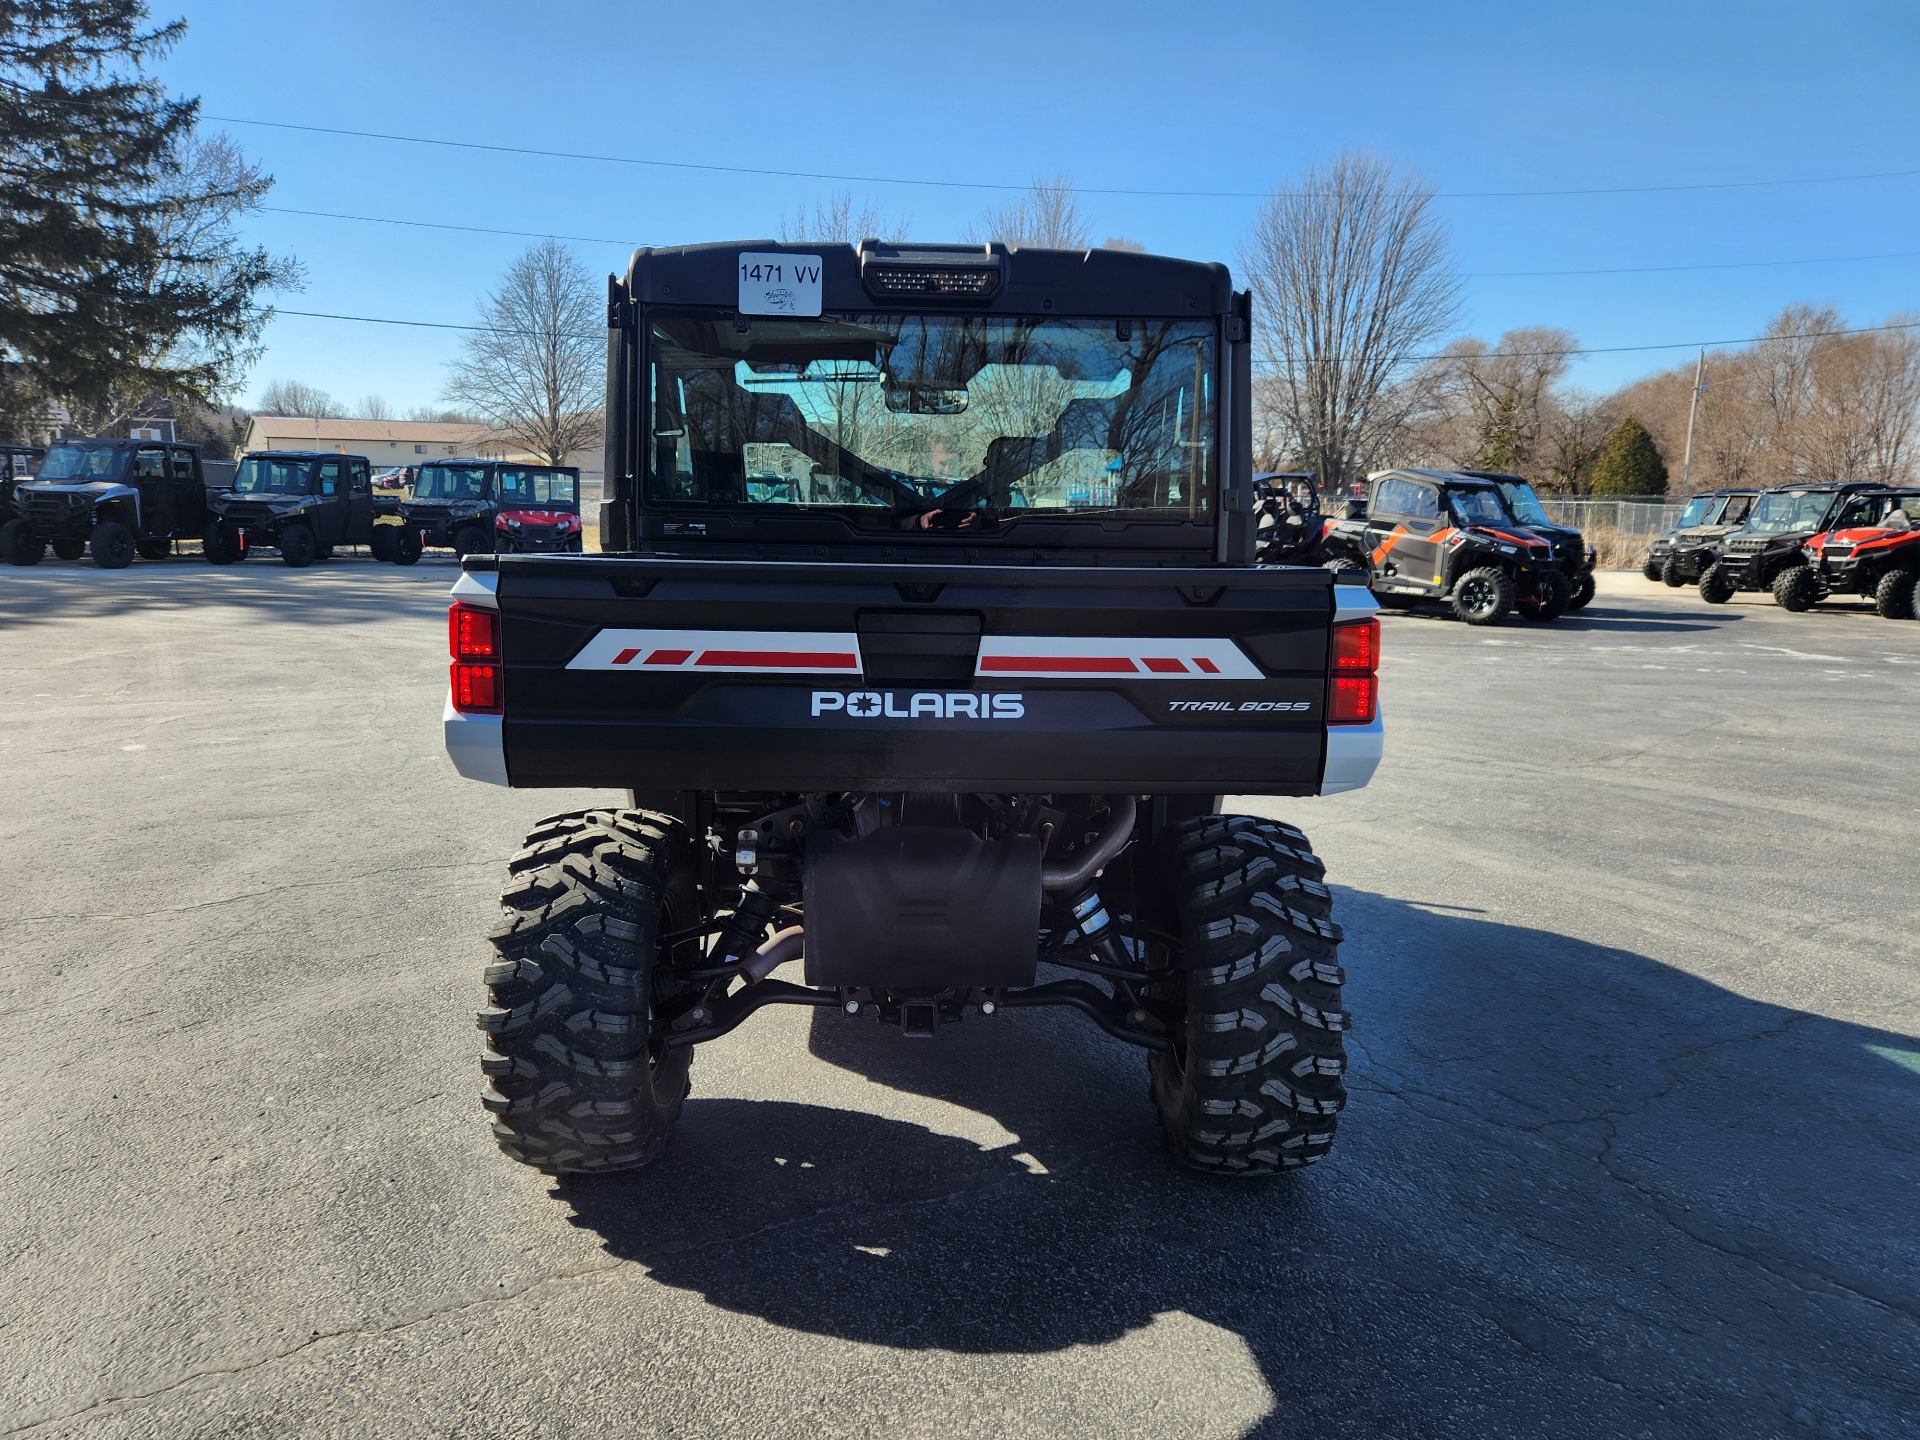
xmin=568 ymin=629 xmax=864 ymax=674
xmin=569 ymin=630 xmax=1264 ymax=681
xmin=973 ymin=635 xmax=1262 ymax=680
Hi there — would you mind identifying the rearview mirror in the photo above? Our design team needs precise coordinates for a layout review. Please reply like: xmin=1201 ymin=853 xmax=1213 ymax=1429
xmin=885 ymin=386 xmax=969 ymax=415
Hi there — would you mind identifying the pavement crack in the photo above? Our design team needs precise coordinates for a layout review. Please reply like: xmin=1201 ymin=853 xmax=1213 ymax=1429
xmin=2 ymin=1141 xmax=1118 ymax=1436
xmin=9 ymin=860 xmax=500 ymax=926
xmin=0 ymin=1257 xmax=630 ymax=1436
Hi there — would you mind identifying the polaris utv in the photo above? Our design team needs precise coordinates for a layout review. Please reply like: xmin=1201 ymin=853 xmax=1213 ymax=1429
xmin=444 ymin=239 xmax=1383 ymax=1178
xmin=0 ymin=444 xmax=45 ymax=541
xmin=1698 ymin=483 xmax=1895 ymax=605
xmin=1458 ymin=469 xmax=1597 ymax=610
xmin=1784 ymin=489 xmax=1920 ymax=618
xmin=2 ymin=437 xmax=213 ymax=568
xmin=492 ymin=464 xmax=584 ymax=553
xmin=1252 ymin=470 xmax=1331 ymax=566
xmin=204 ymin=451 xmax=375 ymax=566
xmin=1321 ymin=468 xmax=1567 ymax=624
xmin=1644 ymin=488 xmax=1757 ymax=586
xmin=1 ymin=442 xmax=44 ymax=494
xmin=390 ymin=460 xmax=583 ymax=563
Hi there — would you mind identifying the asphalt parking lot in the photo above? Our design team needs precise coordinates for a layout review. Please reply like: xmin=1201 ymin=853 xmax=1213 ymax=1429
xmin=2 ymin=559 xmax=1916 ymax=1439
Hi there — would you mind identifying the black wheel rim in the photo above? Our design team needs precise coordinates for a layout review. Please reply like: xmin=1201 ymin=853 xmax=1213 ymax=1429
xmin=1461 ymin=576 xmax=1493 ymax=611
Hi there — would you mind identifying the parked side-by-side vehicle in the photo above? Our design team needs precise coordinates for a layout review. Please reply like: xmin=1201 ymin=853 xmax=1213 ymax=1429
xmin=2 ymin=437 xmax=213 ymax=568
xmin=205 ymin=451 xmax=376 ymax=566
xmin=1321 ymin=467 xmax=1568 ymax=624
xmin=1644 ymin=488 xmax=1758 ymax=586
xmin=390 ymin=459 xmax=583 ymax=563
xmin=1783 ymin=488 xmax=1920 ymax=618
xmin=1698 ymin=483 xmax=1897 ymax=605
xmin=446 ymin=238 xmax=1382 ymax=1179
xmin=1458 ymin=469 xmax=1597 ymax=611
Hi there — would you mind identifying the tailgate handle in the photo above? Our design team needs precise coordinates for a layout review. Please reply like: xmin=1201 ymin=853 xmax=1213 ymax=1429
xmin=856 ymin=610 xmax=983 ymax=685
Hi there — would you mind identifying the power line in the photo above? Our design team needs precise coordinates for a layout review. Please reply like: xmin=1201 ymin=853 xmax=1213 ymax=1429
xmin=1395 ymin=319 xmax=1920 ymax=361
xmin=1468 ymin=248 xmax=1920 ymax=278
xmin=206 ymin=113 xmax=1920 ymax=201
xmin=269 ymin=305 xmax=1920 ymax=361
xmin=261 ymin=201 xmax=1920 ymax=281
xmin=262 ymin=205 xmax=639 ymax=248
xmin=15 ymin=88 xmax=1917 ymax=201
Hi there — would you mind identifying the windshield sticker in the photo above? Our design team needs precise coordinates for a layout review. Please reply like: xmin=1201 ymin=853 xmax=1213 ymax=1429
xmin=738 ymin=253 xmax=823 ymax=317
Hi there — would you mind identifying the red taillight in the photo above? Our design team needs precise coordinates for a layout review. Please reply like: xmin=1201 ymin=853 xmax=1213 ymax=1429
xmin=1329 ymin=617 xmax=1380 ymax=725
xmin=452 ymin=662 xmax=500 ymax=712
xmin=450 ymin=603 xmax=498 ymax=660
xmin=1333 ymin=617 xmax=1378 ymax=671
xmin=1330 ymin=675 xmax=1376 ymax=724
xmin=449 ymin=603 xmax=502 ymax=714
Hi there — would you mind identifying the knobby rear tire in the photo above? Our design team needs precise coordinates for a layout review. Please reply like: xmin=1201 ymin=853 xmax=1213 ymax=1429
xmin=1147 ymin=816 xmax=1348 ymax=1175
xmin=1516 ymin=570 xmax=1571 ymax=622
xmin=1873 ymin=567 xmax=1917 ymax=620
xmin=478 ymin=808 xmax=695 ymax=1175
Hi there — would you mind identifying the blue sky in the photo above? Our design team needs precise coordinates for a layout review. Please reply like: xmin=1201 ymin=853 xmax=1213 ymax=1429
xmin=154 ymin=0 xmax=1920 ymax=414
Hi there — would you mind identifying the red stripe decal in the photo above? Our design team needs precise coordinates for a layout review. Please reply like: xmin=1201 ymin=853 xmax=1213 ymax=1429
xmin=696 ymin=649 xmax=859 ymax=670
xmin=644 ymin=648 xmax=693 ymax=666
xmin=980 ymin=656 xmax=1139 ymax=673
xmin=1193 ymin=656 xmax=1221 ymax=674
xmin=611 ymin=647 xmax=641 ymax=666
xmin=1142 ymin=657 xmax=1188 ymax=674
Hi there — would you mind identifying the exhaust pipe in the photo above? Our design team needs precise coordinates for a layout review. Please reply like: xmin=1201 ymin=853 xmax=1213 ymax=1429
xmin=742 ymin=925 xmax=805 ymax=982
xmin=1041 ymin=796 xmax=1138 ymax=892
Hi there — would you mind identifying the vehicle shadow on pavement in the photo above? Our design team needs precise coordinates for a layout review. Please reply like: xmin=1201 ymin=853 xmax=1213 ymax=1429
xmin=560 ymin=893 xmax=1920 ymax=1436
xmin=1547 ymin=608 xmax=1735 ymax=633
xmin=0 ymin=560 xmax=458 ymax=628
xmin=1380 ymin=606 xmax=1735 ymax=635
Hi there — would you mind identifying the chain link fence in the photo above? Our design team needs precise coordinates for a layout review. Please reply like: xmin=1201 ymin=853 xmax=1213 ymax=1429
xmin=1535 ymin=496 xmax=1683 ymax=537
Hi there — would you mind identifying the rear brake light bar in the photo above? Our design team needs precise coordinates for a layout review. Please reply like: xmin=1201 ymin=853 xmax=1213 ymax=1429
xmin=1329 ymin=617 xmax=1379 ymax=725
xmin=449 ymin=602 xmax=502 ymax=714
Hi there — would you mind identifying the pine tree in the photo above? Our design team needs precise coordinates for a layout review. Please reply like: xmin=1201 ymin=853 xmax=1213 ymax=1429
xmin=0 ymin=2 xmax=291 ymax=434
xmin=1589 ymin=414 xmax=1669 ymax=496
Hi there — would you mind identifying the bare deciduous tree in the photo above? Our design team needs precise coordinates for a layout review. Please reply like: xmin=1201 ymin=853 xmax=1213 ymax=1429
xmin=1605 ymin=307 xmax=1920 ymax=492
xmin=1101 ymin=236 xmax=1147 ymax=253
xmin=778 ymin=192 xmax=909 ymax=244
xmin=1241 ymin=151 xmax=1460 ymax=495
xmin=1539 ymin=391 xmax=1616 ymax=491
xmin=974 ymin=174 xmax=1090 ymax=250
xmin=1412 ymin=327 xmax=1576 ymax=473
xmin=254 ymin=378 xmax=343 ymax=418
xmin=356 ymin=394 xmax=392 ymax=421
xmin=406 ymin=404 xmax=477 ymax=424
xmin=445 ymin=239 xmax=603 ymax=466
xmin=1796 ymin=323 xmax=1920 ymax=485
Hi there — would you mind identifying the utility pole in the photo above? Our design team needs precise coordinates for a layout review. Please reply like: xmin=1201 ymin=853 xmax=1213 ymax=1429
xmin=1680 ymin=349 xmax=1708 ymax=493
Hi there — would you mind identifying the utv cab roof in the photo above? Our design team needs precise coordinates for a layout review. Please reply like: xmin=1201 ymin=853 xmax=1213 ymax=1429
xmin=1369 ymin=467 xmax=1502 ymax=491
xmin=238 ymin=449 xmax=369 ymax=462
xmin=413 ymin=457 xmax=576 ymax=470
xmin=619 ymin=239 xmax=1237 ymax=319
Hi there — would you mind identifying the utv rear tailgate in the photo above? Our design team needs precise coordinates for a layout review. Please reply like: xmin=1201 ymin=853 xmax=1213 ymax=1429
xmin=451 ymin=556 xmax=1379 ymax=795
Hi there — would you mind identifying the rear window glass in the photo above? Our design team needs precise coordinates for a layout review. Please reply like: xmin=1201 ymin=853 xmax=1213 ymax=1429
xmin=496 ymin=468 xmax=578 ymax=507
